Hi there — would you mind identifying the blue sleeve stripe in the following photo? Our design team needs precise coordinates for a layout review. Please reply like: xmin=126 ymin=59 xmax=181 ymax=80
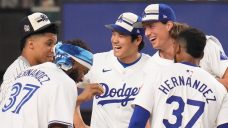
xmin=128 ymin=105 xmax=150 ymax=128
xmin=217 ymin=123 xmax=228 ymax=128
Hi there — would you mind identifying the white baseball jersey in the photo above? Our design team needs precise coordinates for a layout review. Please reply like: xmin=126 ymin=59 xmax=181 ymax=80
xmin=2 ymin=56 xmax=30 ymax=85
xmin=144 ymin=35 xmax=228 ymax=78
xmin=0 ymin=56 xmax=30 ymax=109
xmin=0 ymin=62 xmax=77 ymax=128
xmin=200 ymin=35 xmax=228 ymax=78
xmin=142 ymin=51 xmax=174 ymax=78
xmin=84 ymin=50 xmax=150 ymax=128
xmin=134 ymin=62 xmax=228 ymax=128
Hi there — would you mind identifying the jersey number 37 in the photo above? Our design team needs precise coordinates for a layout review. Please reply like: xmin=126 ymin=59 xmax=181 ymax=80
xmin=2 ymin=82 xmax=39 ymax=114
xmin=163 ymin=95 xmax=205 ymax=128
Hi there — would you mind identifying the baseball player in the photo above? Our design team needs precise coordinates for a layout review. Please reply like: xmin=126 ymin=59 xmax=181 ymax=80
xmin=0 ymin=41 xmax=103 ymax=128
xmin=140 ymin=3 xmax=228 ymax=90
xmin=1 ymin=12 xmax=58 ymax=85
xmin=0 ymin=12 xmax=58 ymax=108
xmin=129 ymin=27 xmax=228 ymax=128
xmin=82 ymin=12 xmax=150 ymax=128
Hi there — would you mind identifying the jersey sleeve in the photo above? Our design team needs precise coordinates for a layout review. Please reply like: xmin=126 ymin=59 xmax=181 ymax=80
xmin=129 ymin=105 xmax=150 ymax=128
xmin=200 ymin=36 xmax=228 ymax=78
xmin=47 ymin=80 xmax=77 ymax=127
xmin=217 ymin=93 xmax=228 ymax=126
xmin=133 ymin=73 xmax=157 ymax=113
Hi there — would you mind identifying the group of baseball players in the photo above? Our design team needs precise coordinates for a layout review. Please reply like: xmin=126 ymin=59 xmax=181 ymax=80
xmin=0 ymin=3 xmax=228 ymax=128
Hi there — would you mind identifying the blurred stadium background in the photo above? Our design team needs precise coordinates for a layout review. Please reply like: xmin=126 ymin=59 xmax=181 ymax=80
xmin=0 ymin=0 xmax=228 ymax=125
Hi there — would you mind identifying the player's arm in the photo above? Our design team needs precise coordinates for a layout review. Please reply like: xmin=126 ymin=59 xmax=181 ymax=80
xmin=129 ymin=70 xmax=159 ymax=128
xmin=201 ymin=36 xmax=228 ymax=90
xmin=73 ymin=106 xmax=89 ymax=128
xmin=145 ymin=119 xmax=151 ymax=128
xmin=129 ymin=105 xmax=150 ymax=128
xmin=73 ymin=83 xmax=103 ymax=128
xmin=76 ymin=83 xmax=103 ymax=105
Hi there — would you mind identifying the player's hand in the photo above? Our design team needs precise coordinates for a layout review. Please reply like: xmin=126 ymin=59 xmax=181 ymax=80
xmin=77 ymin=83 xmax=104 ymax=105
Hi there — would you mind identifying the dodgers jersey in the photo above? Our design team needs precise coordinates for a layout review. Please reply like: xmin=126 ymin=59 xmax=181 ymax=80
xmin=142 ymin=51 xmax=174 ymax=77
xmin=144 ymin=35 xmax=228 ymax=78
xmin=200 ymin=35 xmax=228 ymax=78
xmin=0 ymin=62 xmax=77 ymax=128
xmin=134 ymin=62 xmax=228 ymax=128
xmin=84 ymin=50 xmax=150 ymax=128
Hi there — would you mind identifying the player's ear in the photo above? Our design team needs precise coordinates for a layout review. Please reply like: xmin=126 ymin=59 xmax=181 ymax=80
xmin=135 ymin=35 xmax=142 ymax=46
xmin=28 ymin=39 xmax=35 ymax=49
xmin=166 ymin=21 xmax=174 ymax=32
xmin=24 ymin=38 xmax=34 ymax=50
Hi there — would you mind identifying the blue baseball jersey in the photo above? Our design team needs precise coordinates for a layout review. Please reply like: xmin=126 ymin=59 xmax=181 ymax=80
xmin=84 ymin=50 xmax=150 ymax=128
xmin=0 ymin=62 xmax=77 ymax=128
xmin=134 ymin=62 xmax=228 ymax=128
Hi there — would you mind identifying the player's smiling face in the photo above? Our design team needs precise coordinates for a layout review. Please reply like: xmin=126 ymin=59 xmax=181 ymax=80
xmin=29 ymin=32 xmax=57 ymax=65
xmin=111 ymin=31 xmax=139 ymax=63
xmin=143 ymin=21 xmax=173 ymax=50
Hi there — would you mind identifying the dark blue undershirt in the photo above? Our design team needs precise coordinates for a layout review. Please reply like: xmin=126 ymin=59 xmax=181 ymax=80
xmin=118 ymin=54 xmax=142 ymax=68
xmin=217 ymin=123 xmax=228 ymax=128
xmin=128 ymin=105 xmax=150 ymax=128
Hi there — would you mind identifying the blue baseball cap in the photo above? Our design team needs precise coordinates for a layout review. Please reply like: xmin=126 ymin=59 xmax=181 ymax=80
xmin=54 ymin=42 xmax=93 ymax=71
xmin=105 ymin=12 xmax=144 ymax=36
xmin=142 ymin=4 xmax=176 ymax=23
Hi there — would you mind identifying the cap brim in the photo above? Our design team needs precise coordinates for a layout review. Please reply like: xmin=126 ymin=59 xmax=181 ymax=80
xmin=141 ymin=19 xmax=173 ymax=24
xmin=133 ymin=22 xmax=143 ymax=28
xmin=105 ymin=24 xmax=131 ymax=35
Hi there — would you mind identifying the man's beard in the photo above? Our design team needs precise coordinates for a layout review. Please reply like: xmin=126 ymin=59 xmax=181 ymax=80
xmin=67 ymin=69 xmax=79 ymax=82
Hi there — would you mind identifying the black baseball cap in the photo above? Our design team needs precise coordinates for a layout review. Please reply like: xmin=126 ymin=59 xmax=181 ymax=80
xmin=20 ymin=12 xmax=58 ymax=41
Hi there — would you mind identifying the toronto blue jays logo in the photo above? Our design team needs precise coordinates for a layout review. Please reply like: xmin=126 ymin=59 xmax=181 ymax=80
xmin=37 ymin=14 xmax=49 ymax=23
xmin=95 ymin=83 xmax=140 ymax=106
